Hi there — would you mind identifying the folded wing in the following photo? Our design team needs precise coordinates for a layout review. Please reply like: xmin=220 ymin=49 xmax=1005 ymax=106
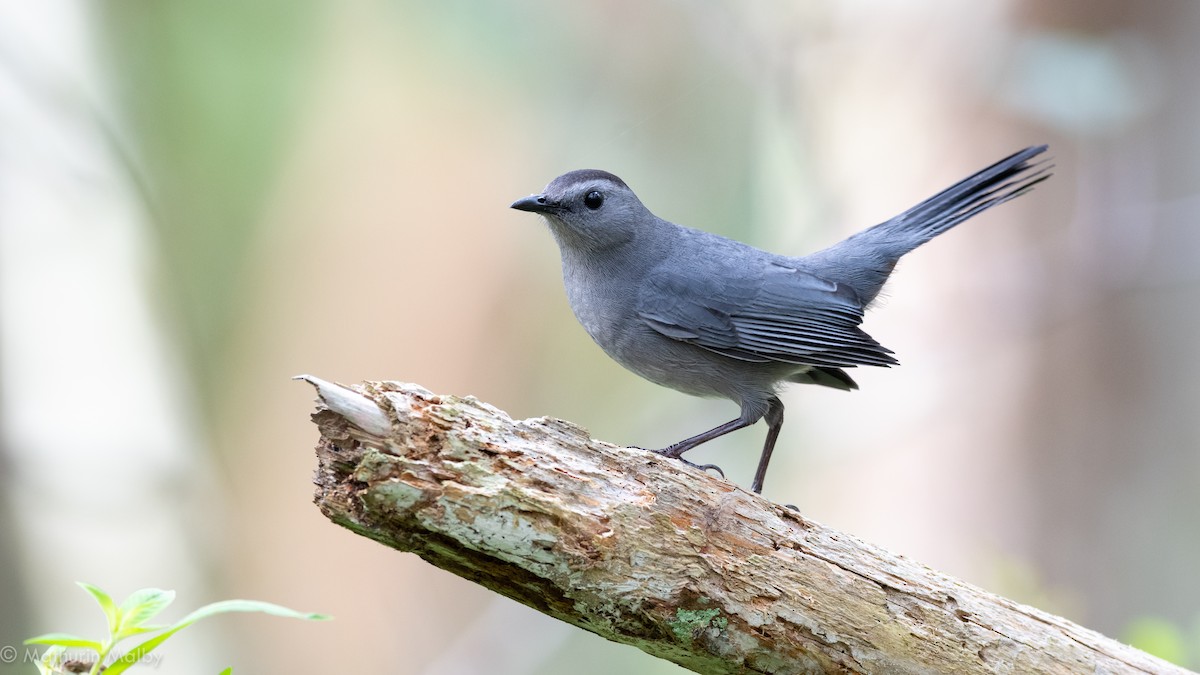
xmin=637 ymin=261 xmax=897 ymax=369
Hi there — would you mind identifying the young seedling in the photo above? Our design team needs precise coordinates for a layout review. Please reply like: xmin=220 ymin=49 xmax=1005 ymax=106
xmin=25 ymin=582 xmax=328 ymax=674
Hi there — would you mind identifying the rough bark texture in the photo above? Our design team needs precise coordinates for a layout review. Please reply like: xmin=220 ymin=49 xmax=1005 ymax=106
xmin=301 ymin=377 xmax=1190 ymax=675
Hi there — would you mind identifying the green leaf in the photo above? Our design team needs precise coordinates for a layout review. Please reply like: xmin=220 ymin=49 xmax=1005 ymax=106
xmin=78 ymin=582 xmax=119 ymax=635
xmin=116 ymin=623 xmax=168 ymax=638
xmin=117 ymin=588 xmax=176 ymax=634
xmin=23 ymin=632 xmax=104 ymax=651
xmin=102 ymin=600 xmax=328 ymax=675
xmin=104 ymin=630 xmax=185 ymax=675
xmin=219 ymin=668 xmax=233 ymax=675
xmin=173 ymin=599 xmax=331 ymax=625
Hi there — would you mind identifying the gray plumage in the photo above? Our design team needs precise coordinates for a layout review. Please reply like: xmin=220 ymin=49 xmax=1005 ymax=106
xmin=512 ymin=146 xmax=1049 ymax=493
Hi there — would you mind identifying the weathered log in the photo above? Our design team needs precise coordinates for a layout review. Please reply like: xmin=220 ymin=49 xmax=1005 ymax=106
xmin=299 ymin=376 xmax=1189 ymax=675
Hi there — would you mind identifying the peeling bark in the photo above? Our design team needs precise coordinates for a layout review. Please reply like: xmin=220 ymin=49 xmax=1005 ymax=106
xmin=300 ymin=377 xmax=1190 ymax=675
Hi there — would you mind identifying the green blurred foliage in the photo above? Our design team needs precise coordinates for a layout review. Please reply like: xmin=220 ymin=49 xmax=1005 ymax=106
xmin=97 ymin=1 xmax=318 ymax=395
xmin=382 ymin=1 xmax=763 ymax=237
xmin=1123 ymin=615 xmax=1198 ymax=668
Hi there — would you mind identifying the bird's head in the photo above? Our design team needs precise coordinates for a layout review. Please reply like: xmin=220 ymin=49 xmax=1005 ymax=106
xmin=511 ymin=170 xmax=652 ymax=251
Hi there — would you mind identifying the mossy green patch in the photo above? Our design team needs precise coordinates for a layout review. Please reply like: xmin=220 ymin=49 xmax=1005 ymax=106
xmin=671 ymin=608 xmax=726 ymax=644
xmin=366 ymin=480 xmax=424 ymax=511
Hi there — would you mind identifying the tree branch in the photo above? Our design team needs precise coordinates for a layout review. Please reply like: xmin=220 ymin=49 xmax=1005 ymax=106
xmin=298 ymin=376 xmax=1190 ymax=675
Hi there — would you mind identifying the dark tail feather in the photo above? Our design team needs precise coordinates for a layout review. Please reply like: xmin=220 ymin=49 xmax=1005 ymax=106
xmin=788 ymin=366 xmax=859 ymax=391
xmin=805 ymin=145 xmax=1051 ymax=304
xmin=873 ymin=145 xmax=1050 ymax=255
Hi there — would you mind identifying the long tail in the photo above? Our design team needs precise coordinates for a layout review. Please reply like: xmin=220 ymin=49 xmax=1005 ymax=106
xmin=804 ymin=145 xmax=1050 ymax=305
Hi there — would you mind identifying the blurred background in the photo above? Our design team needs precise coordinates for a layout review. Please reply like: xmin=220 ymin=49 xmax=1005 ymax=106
xmin=1 ymin=0 xmax=1198 ymax=672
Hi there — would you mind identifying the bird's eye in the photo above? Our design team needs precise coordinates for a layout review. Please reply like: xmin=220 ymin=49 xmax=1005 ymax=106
xmin=584 ymin=190 xmax=604 ymax=210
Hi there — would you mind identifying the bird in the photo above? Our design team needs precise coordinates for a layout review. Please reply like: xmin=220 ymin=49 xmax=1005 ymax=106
xmin=511 ymin=146 xmax=1050 ymax=494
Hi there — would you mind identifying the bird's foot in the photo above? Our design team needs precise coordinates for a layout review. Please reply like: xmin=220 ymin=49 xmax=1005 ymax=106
xmin=679 ymin=457 xmax=726 ymax=479
xmin=642 ymin=447 xmax=725 ymax=479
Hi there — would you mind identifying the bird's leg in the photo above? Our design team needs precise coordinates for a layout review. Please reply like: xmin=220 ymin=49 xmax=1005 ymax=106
xmin=653 ymin=415 xmax=758 ymax=479
xmin=749 ymin=396 xmax=785 ymax=494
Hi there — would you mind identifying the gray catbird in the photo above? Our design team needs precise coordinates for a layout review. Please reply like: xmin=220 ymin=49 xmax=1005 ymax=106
xmin=512 ymin=146 xmax=1049 ymax=493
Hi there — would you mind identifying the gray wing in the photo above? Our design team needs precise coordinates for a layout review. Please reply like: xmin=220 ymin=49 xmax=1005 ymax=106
xmin=636 ymin=260 xmax=897 ymax=369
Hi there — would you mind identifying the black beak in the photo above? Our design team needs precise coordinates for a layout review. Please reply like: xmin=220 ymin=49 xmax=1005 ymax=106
xmin=510 ymin=194 xmax=560 ymax=213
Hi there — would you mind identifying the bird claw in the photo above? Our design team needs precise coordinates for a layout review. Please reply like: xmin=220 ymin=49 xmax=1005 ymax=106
xmin=680 ymin=459 xmax=726 ymax=479
xmin=639 ymin=447 xmax=725 ymax=479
